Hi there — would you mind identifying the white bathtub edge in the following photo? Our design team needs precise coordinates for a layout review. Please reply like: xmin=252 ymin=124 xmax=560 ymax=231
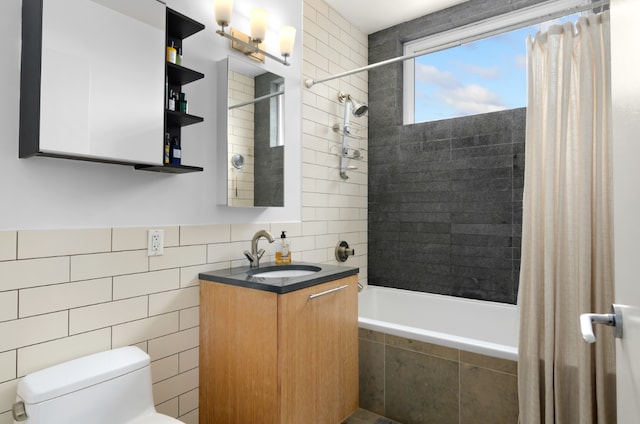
xmin=358 ymin=317 xmax=518 ymax=362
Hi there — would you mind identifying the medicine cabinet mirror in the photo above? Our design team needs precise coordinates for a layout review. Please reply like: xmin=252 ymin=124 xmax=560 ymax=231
xmin=20 ymin=0 xmax=165 ymax=165
xmin=217 ymin=57 xmax=285 ymax=207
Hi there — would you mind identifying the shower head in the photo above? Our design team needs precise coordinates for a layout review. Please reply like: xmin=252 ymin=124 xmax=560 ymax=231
xmin=351 ymin=100 xmax=368 ymax=117
xmin=338 ymin=92 xmax=368 ymax=117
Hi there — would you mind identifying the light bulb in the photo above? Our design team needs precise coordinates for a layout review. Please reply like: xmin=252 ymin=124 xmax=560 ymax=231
xmin=250 ymin=8 xmax=268 ymax=43
xmin=214 ymin=0 xmax=233 ymax=27
xmin=279 ymin=25 xmax=296 ymax=57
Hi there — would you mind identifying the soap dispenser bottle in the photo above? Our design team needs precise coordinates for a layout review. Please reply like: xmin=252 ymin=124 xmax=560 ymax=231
xmin=276 ymin=231 xmax=291 ymax=264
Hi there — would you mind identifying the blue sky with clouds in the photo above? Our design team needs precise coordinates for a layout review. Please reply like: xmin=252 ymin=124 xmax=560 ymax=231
xmin=414 ymin=14 xmax=579 ymax=123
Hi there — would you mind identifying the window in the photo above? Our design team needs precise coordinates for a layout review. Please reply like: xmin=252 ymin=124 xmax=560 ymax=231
xmin=403 ymin=0 xmax=587 ymax=124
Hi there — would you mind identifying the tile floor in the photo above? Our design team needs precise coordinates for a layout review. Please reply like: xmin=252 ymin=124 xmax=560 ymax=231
xmin=344 ymin=409 xmax=402 ymax=424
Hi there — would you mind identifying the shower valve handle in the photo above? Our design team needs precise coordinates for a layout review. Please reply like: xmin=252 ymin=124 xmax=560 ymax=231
xmin=579 ymin=304 xmax=623 ymax=343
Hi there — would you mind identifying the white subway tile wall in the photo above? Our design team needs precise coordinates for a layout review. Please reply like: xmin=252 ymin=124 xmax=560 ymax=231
xmin=0 ymin=232 xmax=16 ymax=262
xmin=0 ymin=1 xmax=367 ymax=423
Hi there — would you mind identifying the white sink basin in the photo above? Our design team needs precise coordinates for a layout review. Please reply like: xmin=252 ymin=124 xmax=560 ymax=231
xmin=251 ymin=269 xmax=318 ymax=278
xmin=248 ymin=265 xmax=322 ymax=279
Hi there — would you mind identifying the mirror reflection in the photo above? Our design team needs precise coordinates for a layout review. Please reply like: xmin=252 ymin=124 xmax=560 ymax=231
xmin=225 ymin=57 xmax=285 ymax=207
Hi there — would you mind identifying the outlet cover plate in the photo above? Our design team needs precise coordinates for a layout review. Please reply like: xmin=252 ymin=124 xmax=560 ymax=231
xmin=148 ymin=229 xmax=164 ymax=256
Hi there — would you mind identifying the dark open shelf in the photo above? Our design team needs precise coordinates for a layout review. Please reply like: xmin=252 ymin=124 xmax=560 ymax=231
xmin=135 ymin=8 xmax=205 ymax=175
xmin=166 ymin=62 xmax=204 ymax=85
xmin=134 ymin=163 xmax=204 ymax=174
xmin=166 ymin=110 xmax=204 ymax=127
xmin=167 ymin=8 xmax=205 ymax=39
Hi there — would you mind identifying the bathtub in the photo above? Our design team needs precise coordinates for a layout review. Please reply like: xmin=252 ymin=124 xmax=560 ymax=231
xmin=358 ymin=286 xmax=519 ymax=361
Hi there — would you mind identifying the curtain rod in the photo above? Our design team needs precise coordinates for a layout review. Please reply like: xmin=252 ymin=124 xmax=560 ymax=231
xmin=228 ymin=90 xmax=284 ymax=110
xmin=304 ymin=0 xmax=609 ymax=89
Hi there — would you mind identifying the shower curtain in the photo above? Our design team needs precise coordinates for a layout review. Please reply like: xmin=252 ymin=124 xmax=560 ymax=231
xmin=518 ymin=12 xmax=615 ymax=424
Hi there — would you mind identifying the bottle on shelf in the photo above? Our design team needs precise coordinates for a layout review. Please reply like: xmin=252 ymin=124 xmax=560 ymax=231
xmin=165 ymin=76 xmax=169 ymax=109
xmin=168 ymin=90 xmax=176 ymax=111
xmin=176 ymin=47 xmax=183 ymax=66
xmin=166 ymin=41 xmax=177 ymax=64
xmin=164 ymin=133 xmax=171 ymax=164
xmin=179 ymin=92 xmax=188 ymax=114
xmin=170 ymin=137 xmax=181 ymax=165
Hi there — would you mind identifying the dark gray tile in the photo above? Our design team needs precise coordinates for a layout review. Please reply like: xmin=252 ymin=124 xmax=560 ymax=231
xmin=359 ymin=339 xmax=386 ymax=415
xmin=385 ymin=346 xmax=459 ymax=424
xmin=459 ymin=350 xmax=517 ymax=375
xmin=459 ymin=364 xmax=519 ymax=424
xmin=344 ymin=408 xmax=403 ymax=424
xmin=359 ymin=329 xmax=385 ymax=343
xmin=400 ymin=120 xmax=452 ymax=142
xmin=385 ymin=334 xmax=458 ymax=361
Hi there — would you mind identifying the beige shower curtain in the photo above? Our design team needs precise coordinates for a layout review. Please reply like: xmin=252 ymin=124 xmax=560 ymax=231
xmin=518 ymin=12 xmax=616 ymax=424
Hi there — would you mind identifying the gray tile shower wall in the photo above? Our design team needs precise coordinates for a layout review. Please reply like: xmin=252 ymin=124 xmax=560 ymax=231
xmin=366 ymin=0 xmax=542 ymax=304
xmin=368 ymin=109 xmax=525 ymax=303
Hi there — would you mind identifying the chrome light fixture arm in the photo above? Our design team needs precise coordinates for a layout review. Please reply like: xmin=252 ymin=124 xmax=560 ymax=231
xmin=216 ymin=28 xmax=291 ymax=66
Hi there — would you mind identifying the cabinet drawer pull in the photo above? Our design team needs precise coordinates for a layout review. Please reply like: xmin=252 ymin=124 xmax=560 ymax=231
xmin=309 ymin=284 xmax=349 ymax=299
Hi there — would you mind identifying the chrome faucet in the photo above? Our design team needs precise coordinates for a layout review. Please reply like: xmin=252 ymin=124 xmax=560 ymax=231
xmin=243 ymin=230 xmax=275 ymax=268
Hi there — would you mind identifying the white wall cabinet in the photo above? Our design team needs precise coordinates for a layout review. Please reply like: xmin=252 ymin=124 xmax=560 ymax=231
xmin=20 ymin=0 xmax=166 ymax=166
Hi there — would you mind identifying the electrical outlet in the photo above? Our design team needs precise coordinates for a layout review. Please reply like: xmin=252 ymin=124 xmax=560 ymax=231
xmin=147 ymin=229 xmax=164 ymax=256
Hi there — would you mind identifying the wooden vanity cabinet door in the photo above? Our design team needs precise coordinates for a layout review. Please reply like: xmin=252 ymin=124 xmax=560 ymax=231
xmin=278 ymin=275 xmax=359 ymax=424
xmin=199 ymin=282 xmax=279 ymax=424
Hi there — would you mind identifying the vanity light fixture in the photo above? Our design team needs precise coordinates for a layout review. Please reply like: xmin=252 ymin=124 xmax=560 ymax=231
xmin=214 ymin=0 xmax=296 ymax=66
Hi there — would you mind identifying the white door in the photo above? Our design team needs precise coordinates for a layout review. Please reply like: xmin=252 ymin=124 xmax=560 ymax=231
xmin=611 ymin=0 xmax=640 ymax=421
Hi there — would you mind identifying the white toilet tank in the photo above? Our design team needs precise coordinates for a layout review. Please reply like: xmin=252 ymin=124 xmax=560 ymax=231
xmin=13 ymin=346 xmax=182 ymax=424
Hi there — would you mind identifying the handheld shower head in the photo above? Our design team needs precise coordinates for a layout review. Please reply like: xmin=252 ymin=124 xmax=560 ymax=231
xmin=338 ymin=92 xmax=368 ymax=117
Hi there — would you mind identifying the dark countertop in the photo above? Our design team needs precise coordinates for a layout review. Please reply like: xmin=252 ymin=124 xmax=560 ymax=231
xmin=199 ymin=262 xmax=359 ymax=294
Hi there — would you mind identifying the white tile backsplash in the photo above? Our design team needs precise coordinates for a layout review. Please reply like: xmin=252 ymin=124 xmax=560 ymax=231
xmin=19 ymin=278 xmax=112 ymax=318
xmin=152 ymin=367 xmax=198 ymax=405
xmin=0 ymin=312 xmax=68 ymax=352
xmin=148 ymin=287 xmax=199 ymax=317
xmin=113 ymin=269 xmax=180 ymax=300
xmin=18 ymin=228 xmax=111 ymax=259
xmin=0 ymin=380 xmax=18 ymax=417
xmin=179 ymin=409 xmax=198 ymax=424
xmin=179 ymin=306 xmax=199 ymax=330
xmin=17 ymin=328 xmax=111 ymax=377
xmin=179 ymin=388 xmax=199 ymax=416
xmin=149 ymin=245 xmax=207 ymax=272
xmin=0 ymin=351 xmax=16 ymax=384
xmin=205 ymin=241 xmax=243 ymax=264
xmin=180 ymin=224 xmax=230 ymax=246
xmin=151 ymin=354 xmax=179 ymax=384
xmin=0 ymin=232 xmax=16 ymax=262
xmin=112 ymin=227 xmax=180 ymax=252
xmin=0 ymin=410 xmax=12 ymax=424
xmin=180 ymin=264 xmax=217 ymax=288
xmin=0 ymin=256 xmax=69 ymax=290
xmin=148 ymin=327 xmax=199 ymax=361
xmin=112 ymin=312 xmax=179 ymax=348
xmin=229 ymin=223 xmax=271 ymax=242
xmin=0 ymin=292 xmax=17 ymax=323
xmin=179 ymin=347 xmax=199 ymax=373
xmin=70 ymin=250 xmax=148 ymax=281
xmin=156 ymin=397 xmax=180 ymax=419
xmin=69 ymin=297 xmax=148 ymax=335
